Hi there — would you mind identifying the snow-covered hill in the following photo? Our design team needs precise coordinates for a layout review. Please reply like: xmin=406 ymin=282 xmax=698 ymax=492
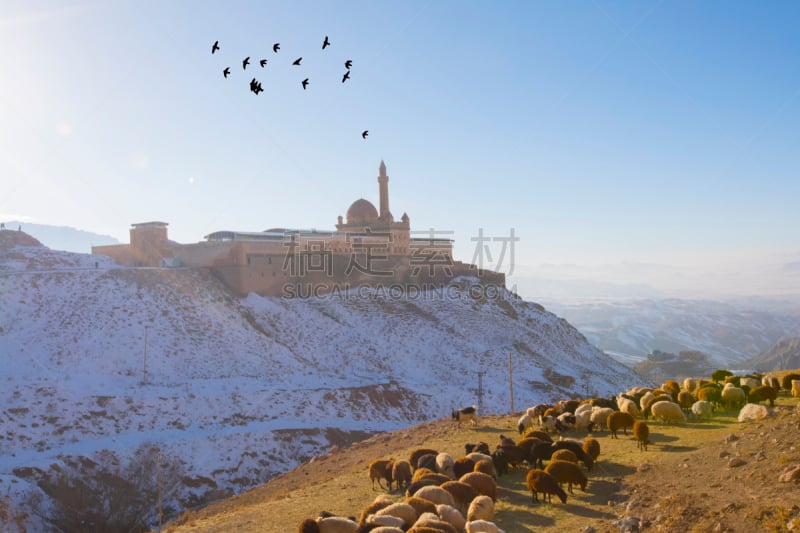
xmin=0 ymin=234 xmax=640 ymax=529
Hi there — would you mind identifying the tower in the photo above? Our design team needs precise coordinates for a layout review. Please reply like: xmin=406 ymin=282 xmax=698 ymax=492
xmin=377 ymin=160 xmax=392 ymax=222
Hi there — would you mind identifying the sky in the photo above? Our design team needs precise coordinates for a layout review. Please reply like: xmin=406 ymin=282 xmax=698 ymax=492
xmin=1 ymin=0 xmax=798 ymax=300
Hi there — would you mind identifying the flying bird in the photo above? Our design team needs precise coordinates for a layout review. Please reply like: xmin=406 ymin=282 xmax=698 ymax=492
xmin=242 ymin=56 xmax=250 ymax=70
xmin=322 ymin=36 xmax=330 ymax=49
xmin=302 ymin=78 xmax=309 ymax=90
xmin=344 ymin=60 xmax=352 ymax=69
xmin=342 ymin=70 xmax=350 ymax=83
xmin=211 ymin=40 xmax=220 ymax=54
xmin=260 ymin=59 xmax=267 ymax=67
xmin=250 ymin=78 xmax=263 ymax=95
xmin=292 ymin=57 xmax=302 ymax=66
xmin=273 ymin=43 xmax=280 ymax=53
xmin=223 ymin=67 xmax=230 ymax=78
xmin=362 ymin=130 xmax=368 ymax=139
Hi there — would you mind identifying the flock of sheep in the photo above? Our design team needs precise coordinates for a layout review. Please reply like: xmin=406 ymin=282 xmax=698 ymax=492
xmin=297 ymin=370 xmax=800 ymax=532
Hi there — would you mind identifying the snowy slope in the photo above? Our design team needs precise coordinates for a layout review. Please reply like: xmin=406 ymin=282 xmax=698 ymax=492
xmin=0 ymin=240 xmax=640 ymax=528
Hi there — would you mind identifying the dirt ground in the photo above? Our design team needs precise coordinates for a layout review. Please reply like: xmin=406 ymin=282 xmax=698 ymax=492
xmin=165 ymin=397 xmax=800 ymax=533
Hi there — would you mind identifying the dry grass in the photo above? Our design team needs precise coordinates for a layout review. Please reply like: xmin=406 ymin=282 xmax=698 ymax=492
xmin=165 ymin=388 xmax=800 ymax=532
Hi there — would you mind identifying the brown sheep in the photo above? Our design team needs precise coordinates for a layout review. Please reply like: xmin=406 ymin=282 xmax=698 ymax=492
xmin=495 ymin=445 xmax=527 ymax=469
xmin=522 ymin=429 xmax=553 ymax=443
xmin=525 ymin=468 xmax=567 ymax=504
xmin=358 ymin=494 xmax=394 ymax=525
xmin=409 ymin=448 xmax=439 ymax=471
xmin=453 ymin=457 xmax=476 ymax=478
xmin=403 ymin=496 xmax=437 ymax=519
xmin=677 ymin=391 xmax=696 ymax=412
xmin=458 ymin=471 xmax=497 ymax=501
xmin=607 ymin=411 xmax=635 ymax=438
xmin=633 ymin=420 xmax=650 ymax=451
xmin=412 ymin=468 xmax=437 ymax=484
xmin=392 ymin=460 xmax=412 ymax=490
xmin=440 ymin=480 xmax=477 ymax=513
xmin=473 ymin=458 xmax=497 ymax=480
xmin=749 ymin=385 xmax=778 ymax=407
xmin=418 ymin=473 xmax=451 ymax=486
xmin=298 ymin=518 xmax=320 ymax=533
xmin=466 ymin=494 xmax=494 ymax=522
xmin=413 ymin=486 xmax=455 ymax=508
xmin=544 ymin=459 xmax=588 ymax=494
xmin=516 ymin=437 xmax=545 ymax=456
xmin=582 ymin=437 xmax=600 ymax=461
xmin=411 ymin=513 xmax=458 ymax=533
xmin=369 ymin=459 xmax=395 ymax=491
xmin=550 ymin=449 xmax=578 ymax=464
xmin=697 ymin=386 xmax=722 ymax=408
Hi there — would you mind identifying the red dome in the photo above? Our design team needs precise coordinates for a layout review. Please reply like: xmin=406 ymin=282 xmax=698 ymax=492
xmin=346 ymin=198 xmax=379 ymax=224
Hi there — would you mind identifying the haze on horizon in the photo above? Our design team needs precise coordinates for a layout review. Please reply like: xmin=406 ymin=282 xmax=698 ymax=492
xmin=1 ymin=1 xmax=798 ymax=301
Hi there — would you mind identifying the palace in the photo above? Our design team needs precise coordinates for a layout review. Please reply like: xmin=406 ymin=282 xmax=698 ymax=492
xmin=92 ymin=161 xmax=504 ymax=296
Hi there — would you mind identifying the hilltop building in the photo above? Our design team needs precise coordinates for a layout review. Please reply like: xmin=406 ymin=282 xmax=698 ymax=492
xmin=92 ymin=161 xmax=504 ymax=296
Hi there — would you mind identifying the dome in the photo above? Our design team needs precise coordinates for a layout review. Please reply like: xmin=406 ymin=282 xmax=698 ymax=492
xmin=346 ymin=198 xmax=379 ymax=224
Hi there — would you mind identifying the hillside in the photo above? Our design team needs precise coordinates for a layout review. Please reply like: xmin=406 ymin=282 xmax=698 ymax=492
xmin=0 ymin=236 xmax=640 ymax=530
xmin=746 ymin=338 xmax=800 ymax=372
xmin=167 ymin=392 xmax=800 ymax=533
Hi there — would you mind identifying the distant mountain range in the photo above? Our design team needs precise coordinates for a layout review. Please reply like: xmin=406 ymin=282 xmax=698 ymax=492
xmin=745 ymin=337 xmax=800 ymax=372
xmin=0 ymin=220 xmax=118 ymax=253
xmin=539 ymin=297 xmax=800 ymax=367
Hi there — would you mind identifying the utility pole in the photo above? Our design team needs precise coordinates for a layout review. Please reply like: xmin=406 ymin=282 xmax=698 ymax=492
xmin=157 ymin=450 xmax=162 ymax=532
xmin=142 ymin=325 xmax=148 ymax=385
xmin=476 ymin=371 xmax=484 ymax=414
xmin=509 ymin=353 xmax=514 ymax=415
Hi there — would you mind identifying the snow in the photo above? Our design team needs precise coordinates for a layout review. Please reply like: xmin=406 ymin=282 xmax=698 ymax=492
xmin=0 ymin=244 xmax=641 ymax=528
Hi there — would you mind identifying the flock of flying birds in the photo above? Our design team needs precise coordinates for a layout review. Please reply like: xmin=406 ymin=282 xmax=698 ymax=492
xmin=211 ymin=36 xmax=368 ymax=139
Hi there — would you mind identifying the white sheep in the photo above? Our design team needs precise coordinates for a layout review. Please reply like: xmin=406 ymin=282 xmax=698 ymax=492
xmin=762 ymin=375 xmax=780 ymax=389
xmin=650 ymin=401 xmax=686 ymax=424
xmin=365 ymin=514 xmax=406 ymax=529
xmin=527 ymin=403 xmax=549 ymax=420
xmin=465 ymin=452 xmax=493 ymax=464
xmin=589 ymin=407 xmax=614 ymax=432
xmin=792 ymin=379 xmax=800 ymax=398
xmin=436 ymin=504 xmax=466 ymax=533
xmin=574 ymin=409 xmax=593 ymax=432
xmin=375 ymin=502 xmax=417 ymax=527
xmin=639 ymin=391 xmax=655 ymax=413
xmin=684 ymin=377 xmax=704 ymax=392
xmin=574 ymin=403 xmax=593 ymax=416
xmin=414 ymin=485 xmax=456 ymax=507
xmin=738 ymin=403 xmax=770 ymax=422
xmin=517 ymin=413 xmax=534 ymax=435
xmin=556 ymin=412 xmax=575 ymax=431
xmin=740 ymin=377 xmax=760 ymax=390
xmin=539 ymin=415 xmax=557 ymax=433
xmin=618 ymin=398 xmax=641 ymax=419
xmin=721 ymin=384 xmax=746 ymax=410
xmin=414 ymin=512 xmax=458 ymax=532
xmin=466 ymin=519 xmax=506 ymax=533
xmin=436 ymin=452 xmax=456 ymax=479
xmin=367 ymin=527 xmax=404 ymax=533
xmin=466 ymin=494 xmax=494 ymax=522
xmin=690 ymin=400 xmax=713 ymax=420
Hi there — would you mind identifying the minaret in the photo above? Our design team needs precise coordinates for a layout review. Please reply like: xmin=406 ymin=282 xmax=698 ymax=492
xmin=377 ymin=160 xmax=392 ymax=222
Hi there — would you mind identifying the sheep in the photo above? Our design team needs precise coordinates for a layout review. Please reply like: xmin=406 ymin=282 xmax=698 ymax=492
xmin=412 ymin=468 xmax=438 ymax=484
xmin=677 ymin=391 xmax=696 ymax=412
xmin=558 ymin=399 xmax=581 ymax=414
xmin=748 ymin=385 xmax=778 ymax=407
xmin=539 ymin=415 xmax=558 ymax=433
xmin=738 ymin=403 xmax=770 ymax=422
xmin=574 ymin=409 xmax=593 ymax=432
xmin=712 ymin=369 xmax=733 ymax=383
xmin=458 ymin=472 xmax=497 ymax=501
xmin=740 ymin=376 xmax=760 ymax=390
xmin=494 ymin=445 xmax=527 ymax=469
xmin=365 ymin=527 xmax=404 ymax=533
xmin=465 ymin=520 xmax=506 ymax=533
xmin=402 ymin=497 xmax=437 ymax=520
xmin=782 ymin=373 xmax=800 ymax=390
xmin=412 ymin=512 xmax=459 ymax=533
xmin=551 ymin=449 xmax=578 ymax=464
xmin=417 ymin=454 xmax=439 ymax=472
xmin=527 ymin=403 xmax=550 ymax=420
xmin=618 ymin=397 xmax=641 ymax=419
xmin=517 ymin=413 xmax=534 ymax=435
xmin=525 ymin=468 xmax=567 ymax=504
xmin=638 ymin=391 xmax=655 ymax=413
xmin=464 ymin=442 xmax=490 ymax=455
xmin=589 ymin=407 xmax=614 ymax=432
xmin=436 ymin=453 xmax=456 ymax=479
xmin=414 ymin=485 xmax=456 ymax=508
xmin=690 ymin=400 xmax=713 ymax=420
xmin=552 ymin=439 xmax=594 ymax=470
xmin=697 ymin=386 xmax=722 ymax=409
xmin=358 ymin=495 xmax=394 ymax=525
xmin=633 ymin=420 xmax=650 ymax=451
xmin=607 ymin=411 xmax=635 ymax=438
xmin=530 ymin=441 xmax=555 ymax=469
xmin=364 ymin=514 xmax=406 ymax=529
xmin=582 ymin=437 xmax=600 ymax=461
xmin=392 ymin=460 xmax=413 ymax=490
xmin=762 ymin=375 xmax=780 ymax=390
xmin=521 ymin=429 xmax=553 ymax=443
xmin=515 ymin=437 xmax=544 ymax=456
xmin=299 ymin=518 xmax=320 ymax=533
xmin=465 ymin=452 xmax=493 ymax=465
xmin=316 ymin=516 xmax=358 ymax=533
xmin=410 ymin=449 xmax=439 ymax=471
xmin=650 ymin=401 xmax=687 ymax=424
xmin=439 ymin=480 xmax=477 ymax=513
xmin=368 ymin=459 xmax=395 ymax=491
xmin=721 ymin=384 xmax=746 ymax=410
xmin=453 ymin=457 xmax=476 ymax=478
xmin=793 ymin=380 xmax=800 ymax=398
xmin=642 ymin=395 xmax=672 ymax=419
xmin=466 ymin=494 xmax=494 ymax=522
xmin=452 ymin=406 xmax=478 ymax=427
xmin=544 ymin=459 xmax=588 ymax=494
xmin=435 ymin=504 xmax=466 ymax=533
xmin=556 ymin=412 xmax=576 ymax=431
xmin=414 ymin=472 xmax=450 ymax=488
xmin=684 ymin=377 xmax=704 ymax=392
xmin=475 ymin=458 xmax=498 ymax=479
xmin=375 ymin=502 xmax=418 ymax=527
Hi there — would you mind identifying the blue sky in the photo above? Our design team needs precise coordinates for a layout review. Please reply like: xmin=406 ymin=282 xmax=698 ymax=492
xmin=1 ymin=1 xmax=798 ymax=298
